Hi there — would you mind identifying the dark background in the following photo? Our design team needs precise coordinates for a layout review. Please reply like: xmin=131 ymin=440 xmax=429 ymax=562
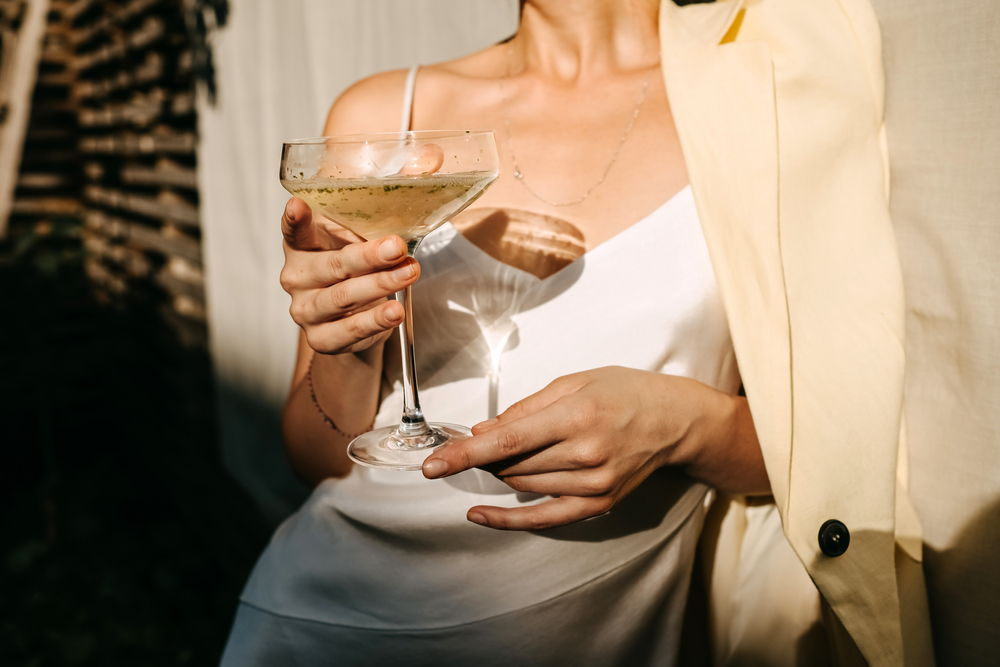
xmin=0 ymin=220 xmax=270 ymax=665
xmin=1 ymin=0 xmax=269 ymax=664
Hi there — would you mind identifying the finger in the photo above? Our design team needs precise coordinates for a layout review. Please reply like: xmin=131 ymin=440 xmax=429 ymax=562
xmin=475 ymin=373 xmax=590 ymax=431
xmin=282 ymin=235 xmax=409 ymax=294
xmin=324 ymin=235 xmax=409 ymax=281
xmin=469 ymin=419 xmax=498 ymax=435
xmin=499 ymin=469 xmax=618 ymax=497
xmin=486 ymin=432 xmax=613 ymax=477
xmin=479 ymin=398 xmax=607 ymax=477
xmin=423 ymin=406 xmax=570 ymax=479
xmin=281 ymin=198 xmax=318 ymax=251
xmin=304 ymin=300 xmax=403 ymax=354
xmin=306 ymin=259 xmax=418 ymax=323
xmin=466 ymin=495 xmax=614 ymax=531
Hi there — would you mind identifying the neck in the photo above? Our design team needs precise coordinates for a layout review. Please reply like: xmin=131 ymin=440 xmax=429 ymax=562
xmin=513 ymin=0 xmax=660 ymax=81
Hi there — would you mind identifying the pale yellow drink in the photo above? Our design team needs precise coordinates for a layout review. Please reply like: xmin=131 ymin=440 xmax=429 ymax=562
xmin=283 ymin=171 xmax=498 ymax=249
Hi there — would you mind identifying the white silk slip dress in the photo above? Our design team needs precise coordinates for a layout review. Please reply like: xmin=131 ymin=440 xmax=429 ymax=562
xmin=220 ymin=69 xmax=741 ymax=667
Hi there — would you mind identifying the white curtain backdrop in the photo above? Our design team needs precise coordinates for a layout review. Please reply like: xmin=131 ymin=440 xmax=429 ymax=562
xmin=196 ymin=1 xmax=519 ymax=523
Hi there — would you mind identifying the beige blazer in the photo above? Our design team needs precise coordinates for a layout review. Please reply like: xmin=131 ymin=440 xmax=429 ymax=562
xmin=658 ymin=0 xmax=934 ymax=664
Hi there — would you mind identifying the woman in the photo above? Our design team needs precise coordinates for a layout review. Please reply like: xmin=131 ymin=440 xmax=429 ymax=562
xmin=222 ymin=0 xmax=933 ymax=665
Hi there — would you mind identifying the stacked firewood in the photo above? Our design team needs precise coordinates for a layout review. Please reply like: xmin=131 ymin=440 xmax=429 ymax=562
xmin=68 ymin=0 xmax=205 ymax=348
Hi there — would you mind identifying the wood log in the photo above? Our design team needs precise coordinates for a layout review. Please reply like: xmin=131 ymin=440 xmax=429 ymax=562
xmin=84 ymin=209 xmax=202 ymax=263
xmin=156 ymin=265 xmax=205 ymax=302
xmin=128 ymin=14 xmax=163 ymax=50
xmin=72 ymin=50 xmax=163 ymax=99
xmin=157 ymin=222 xmax=201 ymax=262
xmin=78 ymin=93 xmax=164 ymax=127
xmin=121 ymin=161 xmax=197 ymax=189
xmin=84 ymin=184 xmax=199 ymax=226
xmin=171 ymin=90 xmax=192 ymax=115
xmin=79 ymin=129 xmax=196 ymax=155
xmin=118 ymin=0 xmax=162 ymax=24
xmin=82 ymin=159 xmax=102 ymax=179
xmin=169 ymin=292 xmax=206 ymax=322
xmin=17 ymin=171 xmax=73 ymax=188
xmin=83 ymin=207 xmax=126 ymax=235
xmin=81 ymin=227 xmax=152 ymax=277
xmin=70 ymin=16 xmax=164 ymax=72
xmin=176 ymin=48 xmax=192 ymax=75
xmin=72 ymin=69 xmax=130 ymax=100
xmin=39 ymin=44 xmax=72 ymax=64
xmin=68 ymin=12 xmax=110 ymax=47
xmin=165 ymin=254 xmax=203 ymax=284
xmin=69 ymin=0 xmax=163 ymax=47
xmin=10 ymin=196 xmax=81 ymax=215
xmin=69 ymin=37 xmax=126 ymax=72
xmin=83 ymin=255 xmax=127 ymax=294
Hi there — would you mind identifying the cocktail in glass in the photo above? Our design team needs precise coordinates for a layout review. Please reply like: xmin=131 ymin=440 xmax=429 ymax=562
xmin=280 ymin=131 xmax=500 ymax=470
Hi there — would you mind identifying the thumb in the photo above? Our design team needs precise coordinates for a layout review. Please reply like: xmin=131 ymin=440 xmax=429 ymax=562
xmin=281 ymin=197 xmax=319 ymax=251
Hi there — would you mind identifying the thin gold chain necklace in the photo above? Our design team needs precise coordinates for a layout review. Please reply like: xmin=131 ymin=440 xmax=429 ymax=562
xmin=498 ymin=46 xmax=652 ymax=208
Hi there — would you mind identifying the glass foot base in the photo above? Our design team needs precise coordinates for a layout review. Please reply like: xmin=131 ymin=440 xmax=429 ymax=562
xmin=347 ymin=422 xmax=471 ymax=471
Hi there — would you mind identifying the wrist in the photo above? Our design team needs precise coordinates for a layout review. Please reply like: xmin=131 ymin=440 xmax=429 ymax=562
xmin=657 ymin=378 xmax=739 ymax=472
xmin=353 ymin=337 xmax=387 ymax=368
xmin=311 ymin=346 xmax=384 ymax=435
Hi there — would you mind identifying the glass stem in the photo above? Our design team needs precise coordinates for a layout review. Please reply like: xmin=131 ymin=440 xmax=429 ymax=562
xmin=395 ymin=284 xmax=431 ymax=437
xmin=487 ymin=366 xmax=500 ymax=421
xmin=486 ymin=341 xmax=506 ymax=420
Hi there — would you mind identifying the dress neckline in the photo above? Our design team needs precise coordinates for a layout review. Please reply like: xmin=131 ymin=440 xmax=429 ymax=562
xmin=431 ymin=184 xmax=694 ymax=285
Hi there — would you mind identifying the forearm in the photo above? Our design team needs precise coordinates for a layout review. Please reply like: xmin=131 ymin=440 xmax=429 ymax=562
xmin=282 ymin=343 xmax=384 ymax=485
xmin=665 ymin=386 xmax=771 ymax=495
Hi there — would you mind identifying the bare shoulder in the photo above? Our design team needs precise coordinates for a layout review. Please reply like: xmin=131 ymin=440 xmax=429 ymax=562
xmin=411 ymin=44 xmax=507 ymax=124
xmin=323 ymin=69 xmax=410 ymax=135
xmin=324 ymin=43 xmax=506 ymax=135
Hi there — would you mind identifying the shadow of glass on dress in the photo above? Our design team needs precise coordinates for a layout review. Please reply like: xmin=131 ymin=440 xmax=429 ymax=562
xmin=392 ymin=207 xmax=587 ymax=412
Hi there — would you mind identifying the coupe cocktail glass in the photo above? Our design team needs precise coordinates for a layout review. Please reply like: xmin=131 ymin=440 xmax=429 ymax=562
xmin=280 ymin=131 xmax=500 ymax=470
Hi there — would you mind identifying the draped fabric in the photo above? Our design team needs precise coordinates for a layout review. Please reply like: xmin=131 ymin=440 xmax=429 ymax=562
xmin=195 ymin=1 xmax=519 ymax=522
xmin=870 ymin=1 xmax=1000 ymax=663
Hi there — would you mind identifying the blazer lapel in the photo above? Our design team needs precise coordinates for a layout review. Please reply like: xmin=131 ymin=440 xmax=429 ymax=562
xmin=659 ymin=0 xmax=793 ymax=513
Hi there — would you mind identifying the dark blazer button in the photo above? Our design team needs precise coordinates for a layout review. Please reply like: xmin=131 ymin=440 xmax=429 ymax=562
xmin=818 ymin=519 xmax=850 ymax=557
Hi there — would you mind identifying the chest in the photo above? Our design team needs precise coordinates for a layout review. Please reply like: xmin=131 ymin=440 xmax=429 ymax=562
xmin=410 ymin=72 xmax=689 ymax=253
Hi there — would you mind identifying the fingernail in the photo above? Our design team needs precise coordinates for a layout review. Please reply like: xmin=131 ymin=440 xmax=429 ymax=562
xmin=423 ymin=459 xmax=448 ymax=479
xmin=379 ymin=239 xmax=403 ymax=261
xmin=473 ymin=419 xmax=498 ymax=432
xmin=468 ymin=512 xmax=487 ymax=526
xmin=385 ymin=304 xmax=402 ymax=322
xmin=392 ymin=262 xmax=415 ymax=280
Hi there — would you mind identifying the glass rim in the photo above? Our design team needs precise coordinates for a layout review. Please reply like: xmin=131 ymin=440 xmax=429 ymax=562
xmin=283 ymin=130 xmax=497 ymax=146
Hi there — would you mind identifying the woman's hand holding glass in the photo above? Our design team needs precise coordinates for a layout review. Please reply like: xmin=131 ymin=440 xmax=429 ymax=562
xmin=279 ymin=197 xmax=419 ymax=356
xmin=421 ymin=366 xmax=769 ymax=530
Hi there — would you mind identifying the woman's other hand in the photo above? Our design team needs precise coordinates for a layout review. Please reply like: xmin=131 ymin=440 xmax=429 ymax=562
xmin=279 ymin=197 xmax=419 ymax=355
xmin=421 ymin=366 xmax=769 ymax=530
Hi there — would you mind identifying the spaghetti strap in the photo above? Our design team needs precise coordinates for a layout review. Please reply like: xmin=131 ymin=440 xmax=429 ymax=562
xmin=399 ymin=66 xmax=419 ymax=134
